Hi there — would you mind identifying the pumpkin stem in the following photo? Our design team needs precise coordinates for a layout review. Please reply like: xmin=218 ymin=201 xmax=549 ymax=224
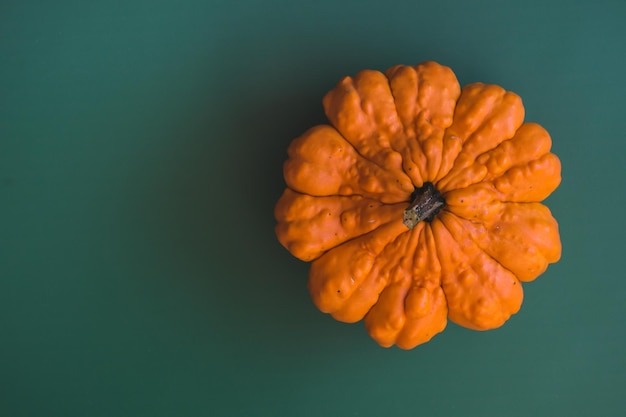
xmin=403 ymin=182 xmax=446 ymax=229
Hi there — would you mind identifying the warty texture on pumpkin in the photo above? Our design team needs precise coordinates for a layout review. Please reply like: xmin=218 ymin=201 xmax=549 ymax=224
xmin=274 ymin=61 xmax=561 ymax=350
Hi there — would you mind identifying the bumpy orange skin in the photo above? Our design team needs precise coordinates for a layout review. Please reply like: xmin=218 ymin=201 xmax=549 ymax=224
xmin=274 ymin=61 xmax=561 ymax=349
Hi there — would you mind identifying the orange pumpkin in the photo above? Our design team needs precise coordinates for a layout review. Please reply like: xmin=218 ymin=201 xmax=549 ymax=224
xmin=274 ymin=61 xmax=561 ymax=349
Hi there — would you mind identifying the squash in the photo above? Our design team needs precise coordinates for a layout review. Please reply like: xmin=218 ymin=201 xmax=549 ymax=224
xmin=274 ymin=61 xmax=561 ymax=349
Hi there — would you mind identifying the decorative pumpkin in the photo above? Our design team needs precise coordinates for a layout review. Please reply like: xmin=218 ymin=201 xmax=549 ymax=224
xmin=274 ymin=61 xmax=561 ymax=349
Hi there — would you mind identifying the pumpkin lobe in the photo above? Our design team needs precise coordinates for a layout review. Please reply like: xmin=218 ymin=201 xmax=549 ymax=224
xmin=403 ymin=182 xmax=445 ymax=229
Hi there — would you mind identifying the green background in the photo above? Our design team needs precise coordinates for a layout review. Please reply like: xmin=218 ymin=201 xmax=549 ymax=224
xmin=2 ymin=0 xmax=625 ymax=415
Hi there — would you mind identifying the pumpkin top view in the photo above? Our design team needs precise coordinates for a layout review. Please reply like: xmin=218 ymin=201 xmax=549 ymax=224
xmin=274 ymin=61 xmax=561 ymax=349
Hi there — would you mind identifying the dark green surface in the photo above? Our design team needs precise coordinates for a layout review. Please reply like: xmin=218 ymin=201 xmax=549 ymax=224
xmin=2 ymin=1 xmax=625 ymax=416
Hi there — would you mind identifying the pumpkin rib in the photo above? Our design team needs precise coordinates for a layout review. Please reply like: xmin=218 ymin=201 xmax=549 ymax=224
xmin=443 ymin=202 xmax=560 ymax=282
xmin=308 ymin=219 xmax=408 ymax=320
xmin=477 ymin=122 xmax=553 ymax=181
xmin=436 ymin=85 xmax=525 ymax=193
xmin=382 ymin=66 xmax=411 ymax=144
xmin=438 ymin=210 xmax=529 ymax=278
xmin=438 ymin=123 xmax=559 ymax=202
xmin=323 ymin=72 xmax=410 ymax=182
xmin=433 ymin=212 xmax=523 ymax=330
xmin=441 ymin=184 xmax=562 ymax=283
xmin=434 ymin=84 xmax=508 ymax=188
xmin=490 ymin=153 xmax=561 ymax=202
xmin=385 ymin=62 xmax=461 ymax=186
xmin=324 ymin=81 xmax=413 ymax=200
xmin=375 ymin=69 xmax=428 ymax=189
xmin=333 ymin=222 xmax=423 ymax=323
xmin=383 ymin=65 xmax=429 ymax=186
xmin=442 ymin=152 xmax=561 ymax=210
xmin=470 ymin=210 xmax=549 ymax=282
xmin=439 ymin=209 xmax=520 ymax=278
xmin=409 ymin=66 xmax=449 ymax=182
xmin=365 ymin=277 xmax=413 ymax=347
xmin=322 ymin=120 xmax=390 ymax=176
xmin=274 ymin=188 xmax=408 ymax=262
xmin=283 ymin=124 xmax=413 ymax=203
xmin=365 ymin=223 xmax=448 ymax=349
xmin=394 ymin=224 xmax=448 ymax=348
